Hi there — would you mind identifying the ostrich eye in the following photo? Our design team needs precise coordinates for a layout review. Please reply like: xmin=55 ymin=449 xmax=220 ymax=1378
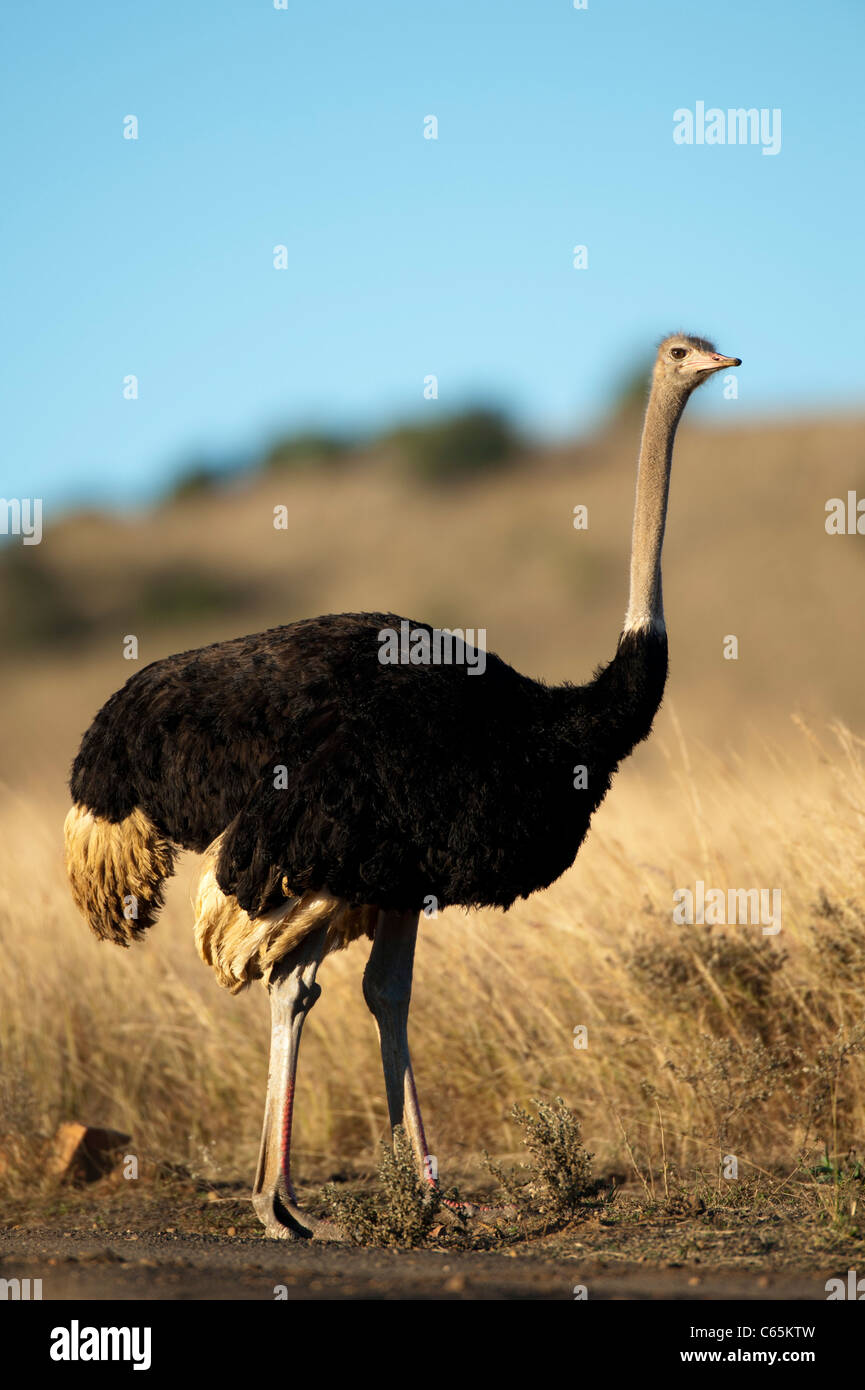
xmin=670 ymin=347 xmax=688 ymax=360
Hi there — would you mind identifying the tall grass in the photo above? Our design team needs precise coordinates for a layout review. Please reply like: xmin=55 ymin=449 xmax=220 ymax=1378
xmin=2 ymin=719 xmax=863 ymax=1201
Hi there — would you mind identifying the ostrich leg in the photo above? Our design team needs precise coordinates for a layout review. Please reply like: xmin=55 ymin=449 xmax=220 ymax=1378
xmin=362 ymin=909 xmax=433 ymax=1180
xmin=253 ymin=923 xmax=334 ymax=1239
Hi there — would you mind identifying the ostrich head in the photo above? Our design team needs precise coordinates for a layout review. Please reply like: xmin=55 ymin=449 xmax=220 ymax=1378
xmin=654 ymin=334 xmax=741 ymax=397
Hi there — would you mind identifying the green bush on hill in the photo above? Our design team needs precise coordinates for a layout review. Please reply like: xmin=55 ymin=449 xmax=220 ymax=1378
xmin=385 ymin=407 xmax=519 ymax=483
xmin=263 ymin=432 xmax=352 ymax=472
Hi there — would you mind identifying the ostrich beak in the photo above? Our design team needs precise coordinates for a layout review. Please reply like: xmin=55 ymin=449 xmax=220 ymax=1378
xmin=701 ymin=351 xmax=742 ymax=372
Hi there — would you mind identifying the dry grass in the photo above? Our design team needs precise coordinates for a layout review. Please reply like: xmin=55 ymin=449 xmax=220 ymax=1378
xmin=2 ymin=416 xmax=865 ymax=1246
xmin=2 ymin=718 xmax=864 ymax=1227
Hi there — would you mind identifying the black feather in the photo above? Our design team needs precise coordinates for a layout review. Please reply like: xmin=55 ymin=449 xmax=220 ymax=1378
xmin=70 ymin=613 xmax=667 ymax=913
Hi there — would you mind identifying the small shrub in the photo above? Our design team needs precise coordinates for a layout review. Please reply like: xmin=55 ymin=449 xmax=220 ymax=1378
xmin=666 ymin=1034 xmax=796 ymax=1158
xmin=486 ymin=1097 xmax=594 ymax=1224
xmin=321 ymin=1126 xmax=446 ymax=1248
xmin=625 ymin=924 xmax=785 ymax=1037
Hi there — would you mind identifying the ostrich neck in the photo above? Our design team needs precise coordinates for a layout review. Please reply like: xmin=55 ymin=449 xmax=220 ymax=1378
xmin=623 ymin=386 xmax=686 ymax=635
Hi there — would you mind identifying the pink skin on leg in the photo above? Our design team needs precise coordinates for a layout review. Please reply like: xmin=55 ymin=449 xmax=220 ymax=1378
xmin=278 ymin=1077 xmax=297 ymax=1204
xmin=252 ymin=926 xmax=334 ymax=1239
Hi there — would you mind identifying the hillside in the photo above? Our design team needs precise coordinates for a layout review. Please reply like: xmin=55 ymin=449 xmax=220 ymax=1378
xmin=2 ymin=411 xmax=864 ymax=797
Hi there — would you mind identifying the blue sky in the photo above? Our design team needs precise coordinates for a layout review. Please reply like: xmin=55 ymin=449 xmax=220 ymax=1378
xmin=2 ymin=0 xmax=863 ymax=509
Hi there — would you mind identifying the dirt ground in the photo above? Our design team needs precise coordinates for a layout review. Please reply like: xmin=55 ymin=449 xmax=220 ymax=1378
xmin=1 ymin=1177 xmax=857 ymax=1301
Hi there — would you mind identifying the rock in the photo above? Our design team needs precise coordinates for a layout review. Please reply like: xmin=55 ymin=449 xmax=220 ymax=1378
xmin=47 ymin=1123 xmax=131 ymax=1184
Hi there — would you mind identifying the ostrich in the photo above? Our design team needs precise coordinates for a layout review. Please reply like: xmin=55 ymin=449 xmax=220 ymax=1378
xmin=65 ymin=333 xmax=739 ymax=1239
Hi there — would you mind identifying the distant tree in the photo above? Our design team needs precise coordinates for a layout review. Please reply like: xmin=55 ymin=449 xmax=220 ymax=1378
xmin=263 ymin=432 xmax=352 ymax=472
xmin=168 ymin=465 xmax=224 ymax=502
xmin=385 ymin=407 xmax=519 ymax=483
xmin=166 ymin=452 xmax=253 ymax=503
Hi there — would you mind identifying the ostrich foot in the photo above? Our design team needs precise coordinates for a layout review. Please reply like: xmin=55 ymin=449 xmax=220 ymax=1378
xmin=253 ymin=1190 xmax=344 ymax=1242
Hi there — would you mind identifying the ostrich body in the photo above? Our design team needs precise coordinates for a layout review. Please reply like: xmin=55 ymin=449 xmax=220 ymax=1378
xmin=65 ymin=335 xmax=739 ymax=1238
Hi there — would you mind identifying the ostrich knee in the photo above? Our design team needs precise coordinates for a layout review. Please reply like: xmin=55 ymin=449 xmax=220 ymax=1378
xmin=362 ymin=968 xmax=409 ymax=1025
xmin=362 ymin=915 xmax=414 ymax=1040
xmin=286 ymin=972 xmax=322 ymax=1020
